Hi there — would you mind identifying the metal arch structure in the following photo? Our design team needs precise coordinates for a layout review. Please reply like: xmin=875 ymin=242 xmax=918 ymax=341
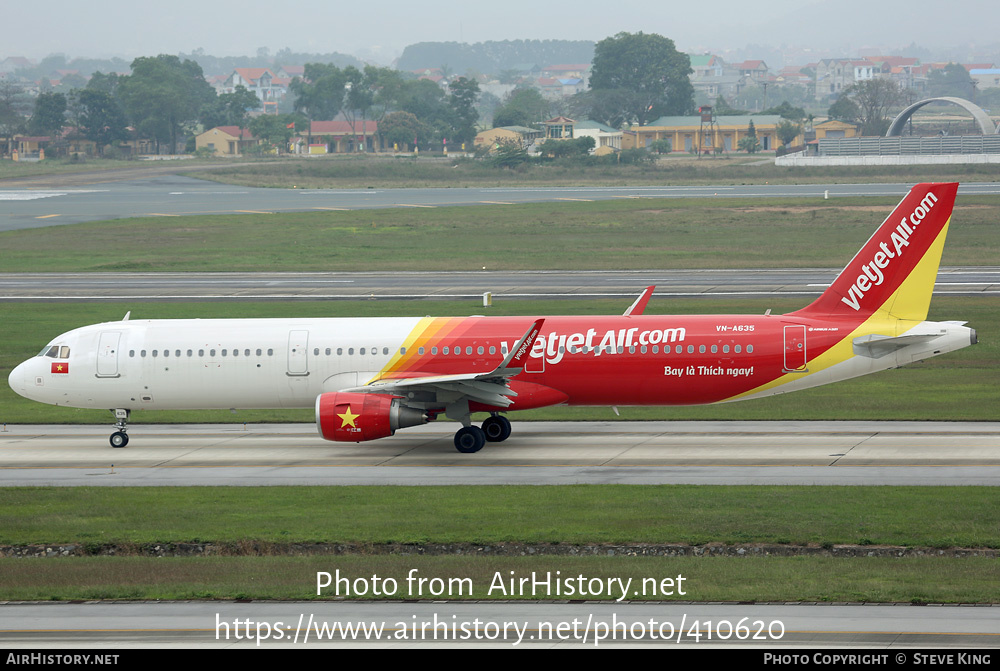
xmin=886 ymin=97 xmax=998 ymax=136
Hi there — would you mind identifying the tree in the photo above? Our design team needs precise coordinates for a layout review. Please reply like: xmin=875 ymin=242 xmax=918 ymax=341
xmin=247 ymin=114 xmax=297 ymax=153
xmin=27 ymin=92 xmax=67 ymax=136
xmin=827 ymin=95 xmax=860 ymax=123
xmin=588 ymin=32 xmax=693 ymax=126
xmin=201 ymin=85 xmax=260 ymax=133
xmin=118 ymin=55 xmax=215 ymax=153
xmin=841 ymin=79 xmax=902 ymax=136
xmin=927 ymin=63 xmax=975 ymax=100
xmin=447 ymin=76 xmax=480 ymax=147
xmin=493 ymin=87 xmax=548 ymax=128
xmin=76 ymin=89 xmax=129 ymax=155
xmin=738 ymin=120 xmax=760 ymax=153
xmin=0 ymin=80 xmax=29 ymax=156
xmin=380 ymin=111 xmax=426 ymax=150
xmin=776 ymin=120 xmax=802 ymax=148
xmin=290 ymin=63 xmax=347 ymax=146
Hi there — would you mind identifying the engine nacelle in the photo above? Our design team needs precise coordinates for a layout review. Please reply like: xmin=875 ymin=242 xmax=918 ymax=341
xmin=316 ymin=392 xmax=428 ymax=442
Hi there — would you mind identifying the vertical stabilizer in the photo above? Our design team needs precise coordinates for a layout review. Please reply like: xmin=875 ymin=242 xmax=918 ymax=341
xmin=791 ymin=182 xmax=957 ymax=322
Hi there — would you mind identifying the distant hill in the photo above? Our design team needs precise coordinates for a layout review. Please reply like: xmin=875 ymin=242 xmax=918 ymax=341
xmin=397 ymin=40 xmax=594 ymax=75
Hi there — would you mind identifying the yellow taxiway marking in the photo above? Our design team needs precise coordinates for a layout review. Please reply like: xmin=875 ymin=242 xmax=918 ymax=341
xmin=555 ymin=197 xmax=594 ymax=202
xmin=235 ymin=210 xmax=274 ymax=214
xmin=313 ymin=207 xmax=351 ymax=211
xmin=147 ymin=213 xmax=181 ymax=217
xmin=34 ymin=214 xmax=60 ymax=219
xmin=396 ymin=204 xmax=437 ymax=208
xmin=478 ymin=200 xmax=514 ymax=205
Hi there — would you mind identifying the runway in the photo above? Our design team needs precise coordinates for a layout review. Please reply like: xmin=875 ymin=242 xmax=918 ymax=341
xmin=2 ymin=601 xmax=997 ymax=648
xmin=3 ymin=175 xmax=999 ymax=232
xmin=1 ymin=267 xmax=998 ymax=302
xmin=1 ymin=421 xmax=998 ymax=486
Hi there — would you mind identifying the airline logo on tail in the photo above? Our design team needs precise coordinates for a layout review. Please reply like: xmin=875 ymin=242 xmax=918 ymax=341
xmin=841 ymin=190 xmax=940 ymax=312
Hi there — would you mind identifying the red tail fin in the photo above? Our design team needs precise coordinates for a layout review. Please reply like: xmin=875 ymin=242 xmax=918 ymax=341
xmin=791 ymin=182 xmax=957 ymax=321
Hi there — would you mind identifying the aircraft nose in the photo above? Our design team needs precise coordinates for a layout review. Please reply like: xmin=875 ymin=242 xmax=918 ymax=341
xmin=8 ymin=360 xmax=30 ymax=399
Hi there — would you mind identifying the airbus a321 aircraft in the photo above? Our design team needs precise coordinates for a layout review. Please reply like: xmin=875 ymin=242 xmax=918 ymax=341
xmin=9 ymin=182 xmax=976 ymax=453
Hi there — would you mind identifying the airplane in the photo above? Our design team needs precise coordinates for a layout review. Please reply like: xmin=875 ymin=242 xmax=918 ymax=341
xmin=8 ymin=182 xmax=976 ymax=453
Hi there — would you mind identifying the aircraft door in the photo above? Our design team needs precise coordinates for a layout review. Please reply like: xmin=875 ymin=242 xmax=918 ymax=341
xmin=783 ymin=325 xmax=807 ymax=372
xmin=287 ymin=330 xmax=309 ymax=376
xmin=96 ymin=332 xmax=122 ymax=378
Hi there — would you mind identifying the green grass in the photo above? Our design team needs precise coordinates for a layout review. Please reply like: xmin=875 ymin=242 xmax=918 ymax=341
xmin=1 ymin=555 xmax=996 ymax=603
xmin=2 ymin=195 xmax=999 ymax=272
xmin=193 ymin=154 xmax=1000 ymax=189
xmin=1 ymin=486 xmax=998 ymax=603
xmin=1 ymin=485 xmax=997 ymax=547
xmin=1 ymin=296 xmax=995 ymax=424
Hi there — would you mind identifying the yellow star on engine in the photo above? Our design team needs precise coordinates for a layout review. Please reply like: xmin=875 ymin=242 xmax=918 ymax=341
xmin=338 ymin=405 xmax=360 ymax=428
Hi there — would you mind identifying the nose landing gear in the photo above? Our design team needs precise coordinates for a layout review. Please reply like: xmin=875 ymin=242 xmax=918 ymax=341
xmin=109 ymin=408 xmax=130 ymax=448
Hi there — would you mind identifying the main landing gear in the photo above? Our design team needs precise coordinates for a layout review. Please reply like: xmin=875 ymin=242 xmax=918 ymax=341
xmin=109 ymin=408 xmax=130 ymax=448
xmin=453 ymin=414 xmax=512 ymax=453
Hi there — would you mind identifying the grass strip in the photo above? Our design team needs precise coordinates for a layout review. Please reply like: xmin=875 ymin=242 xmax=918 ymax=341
xmin=1 ymin=195 xmax=999 ymax=272
xmin=1 ymin=555 xmax=996 ymax=603
xmin=1 ymin=486 xmax=997 ymax=549
xmin=195 ymin=154 xmax=1000 ymax=189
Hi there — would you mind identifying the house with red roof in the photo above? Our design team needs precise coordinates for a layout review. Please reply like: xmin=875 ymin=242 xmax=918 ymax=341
xmin=294 ymin=120 xmax=384 ymax=154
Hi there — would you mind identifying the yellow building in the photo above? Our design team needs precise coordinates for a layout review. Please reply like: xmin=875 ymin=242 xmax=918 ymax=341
xmin=812 ymin=119 xmax=858 ymax=140
xmin=623 ymin=115 xmax=799 ymax=153
xmin=195 ymin=126 xmax=258 ymax=156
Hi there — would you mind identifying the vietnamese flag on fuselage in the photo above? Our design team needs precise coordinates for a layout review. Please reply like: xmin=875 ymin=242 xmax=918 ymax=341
xmin=51 ymin=362 xmax=69 ymax=374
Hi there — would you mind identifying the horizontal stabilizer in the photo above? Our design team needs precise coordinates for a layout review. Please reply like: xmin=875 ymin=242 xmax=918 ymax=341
xmin=852 ymin=331 xmax=945 ymax=358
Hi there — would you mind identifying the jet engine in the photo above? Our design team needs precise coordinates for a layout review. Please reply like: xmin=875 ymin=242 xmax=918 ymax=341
xmin=315 ymin=392 xmax=428 ymax=442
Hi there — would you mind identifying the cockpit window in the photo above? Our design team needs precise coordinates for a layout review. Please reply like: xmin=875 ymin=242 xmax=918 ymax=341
xmin=37 ymin=345 xmax=70 ymax=358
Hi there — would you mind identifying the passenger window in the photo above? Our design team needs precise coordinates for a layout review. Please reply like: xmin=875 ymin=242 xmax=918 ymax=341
xmin=652 ymin=346 xmax=659 ymax=354
xmin=711 ymin=345 xmax=718 ymax=354
xmin=489 ymin=346 xmax=496 ymax=355
xmin=465 ymin=346 xmax=472 ymax=355
xmin=360 ymin=348 xmax=366 ymax=355
xmin=723 ymin=345 xmax=730 ymax=354
xmin=268 ymin=349 xmax=274 ymax=356
xmin=348 ymin=348 xmax=354 ymax=355
xmin=141 ymin=350 xmax=147 ymax=357
xmin=163 ymin=350 xmax=169 ymax=358
xmin=152 ymin=350 xmax=158 ymax=357
xmin=431 ymin=347 xmax=437 ymax=355
xmin=735 ymin=345 xmax=742 ymax=354
xmin=336 ymin=348 xmax=342 ymax=356
xmin=246 ymin=349 xmax=251 ymax=357
xmin=383 ymin=347 xmax=389 ymax=355
xmin=313 ymin=348 xmax=319 ymax=356
xmin=233 ymin=349 xmax=239 ymax=357
xmin=199 ymin=349 xmax=205 ymax=357
xmin=687 ymin=345 xmax=694 ymax=354
xmin=443 ymin=347 xmax=449 ymax=355
xmin=188 ymin=350 xmax=193 ymax=357
xmin=325 ymin=348 xmax=331 ymax=356
xmin=747 ymin=345 xmax=754 ymax=353
xmin=210 ymin=349 xmax=216 ymax=357
xmin=129 ymin=350 xmax=135 ymax=357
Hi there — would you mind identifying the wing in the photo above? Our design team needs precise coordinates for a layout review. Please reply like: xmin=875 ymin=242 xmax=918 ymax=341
xmin=339 ymin=318 xmax=544 ymax=408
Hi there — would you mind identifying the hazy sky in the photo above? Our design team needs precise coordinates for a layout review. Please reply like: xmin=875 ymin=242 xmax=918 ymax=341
xmin=5 ymin=0 xmax=996 ymax=63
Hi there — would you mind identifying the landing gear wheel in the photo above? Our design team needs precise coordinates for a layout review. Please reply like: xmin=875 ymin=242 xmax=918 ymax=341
xmin=110 ymin=431 xmax=129 ymax=448
xmin=482 ymin=415 xmax=512 ymax=442
xmin=454 ymin=426 xmax=486 ymax=453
